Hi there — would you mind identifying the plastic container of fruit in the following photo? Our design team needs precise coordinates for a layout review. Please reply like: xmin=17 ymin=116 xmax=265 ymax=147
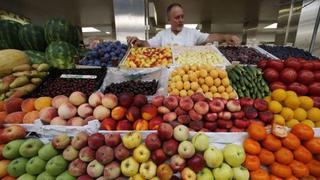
xmin=119 ymin=47 xmax=174 ymax=69
xmin=172 ymin=45 xmax=231 ymax=67
xmin=253 ymin=45 xmax=279 ymax=59
xmin=100 ymin=67 xmax=170 ymax=99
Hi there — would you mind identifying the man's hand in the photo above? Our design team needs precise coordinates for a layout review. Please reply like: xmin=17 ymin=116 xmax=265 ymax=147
xmin=127 ymin=36 xmax=139 ymax=46
xmin=225 ymin=35 xmax=241 ymax=45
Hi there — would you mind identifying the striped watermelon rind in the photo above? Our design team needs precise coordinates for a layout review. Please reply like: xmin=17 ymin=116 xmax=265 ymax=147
xmin=44 ymin=18 xmax=79 ymax=47
xmin=45 ymin=41 xmax=78 ymax=69
xmin=24 ymin=50 xmax=47 ymax=64
xmin=0 ymin=20 xmax=23 ymax=49
xmin=19 ymin=24 xmax=47 ymax=51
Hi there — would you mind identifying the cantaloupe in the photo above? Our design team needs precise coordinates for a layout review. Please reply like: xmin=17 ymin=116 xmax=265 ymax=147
xmin=0 ymin=49 xmax=30 ymax=77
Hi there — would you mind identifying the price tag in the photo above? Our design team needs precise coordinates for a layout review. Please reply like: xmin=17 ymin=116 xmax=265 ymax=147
xmin=60 ymin=74 xmax=97 ymax=79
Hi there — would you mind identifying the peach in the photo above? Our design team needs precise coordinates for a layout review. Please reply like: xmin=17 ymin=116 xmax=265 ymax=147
xmin=116 ymin=120 xmax=132 ymax=130
xmin=141 ymin=104 xmax=157 ymax=120
xmin=111 ymin=106 xmax=127 ymax=120
xmin=88 ymin=92 xmax=104 ymax=107
xmin=58 ymin=102 xmax=77 ymax=119
xmin=39 ymin=107 xmax=58 ymax=123
xmin=102 ymin=93 xmax=118 ymax=109
xmin=189 ymin=121 xmax=204 ymax=131
xmin=84 ymin=116 xmax=95 ymax=122
xmin=52 ymin=95 xmax=69 ymax=108
xmin=50 ymin=117 xmax=67 ymax=125
xmin=175 ymin=107 xmax=187 ymax=116
xmin=34 ymin=97 xmax=52 ymax=111
xmin=179 ymin=96 xmax=194 ymax=111
xmin=178 ymin=114 xmax=191 ymax=124
xmin=191 ymin=92 xmax=205 ymax=102
xmin=152 ymin=95 xmax=165 ymax=107
xmin=4 ymin=97 xmax=23 ymax=113
xmin=93 ymin=105 xmax=110 ymax=121
xmin=69 ymin=91 xmax=86 ymax=106
xmin=101 ymin=118 xmax=117 ymax=130
xmin=77 ymin=103 xmax=93 ymax=118
xmin=118 ymin=93 xmax=134 ymax=107
xmin=0 ymin=101 xmax=4 ymax=111
xmin=126 ymin=106 xmax=140 ymax=121
xmin=4 ymin=111 xmax=25 ymax=124
xmin=188 ymin=109 xmax=202 ymax=121
xmin=68 ymin=117 xmax=86 ymax=126
xmin=22 ymin=111 xmax=39 ymax=124
xmin=163 ymin=112 xmax=177 ymax=122
xmin=157 ymin=106 xmax=170 ymax=114
xmin=194 ymin=101 xmax=209 ymax=115
xmin=163 ymin=96 xmax=179 ymax=110
xmin=0 ymin=111 xmax=7 ymax=125
xmin=133 ymin=119 xmax=149 ymax=130
xmin=149 ymin=116 xmax=163 ymax=130
xmin=132 ymin=94 xmax=147 ymax=107
xmin=21 ymin=98 xmax=36 ymax=112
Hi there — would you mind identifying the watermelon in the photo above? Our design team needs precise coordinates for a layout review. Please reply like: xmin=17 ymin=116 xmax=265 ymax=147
xmin=0 ymin=20 xmax=23 ymax=49
xmin=44 ymin=18 xmax=79 ymax=47
xmin=45 ymin=41 xmax=78 ymax=69
xmin=18 ymin=24 xmax=47 ymax=51
xmin=24 ymin=50 xmax=47 ymax=64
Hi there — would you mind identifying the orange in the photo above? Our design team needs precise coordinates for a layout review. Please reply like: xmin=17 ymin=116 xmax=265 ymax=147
xmin=274 ymin=147 xmax=294 ymax=164
xmin=243 ymin=138 xmax=261 ymax=155
xmin=293 ymin=108 xmax=307 ymax=121
xmin=284 ymin=95 xmax=300 ymax=109
xmin=258 ymin=148 xmax=275 ymax=165
xmin=262 ymin=134 xmax=282 ymax=152
xmin=270 ymin=162 xmax=292 ymax=178
xmin=269 ymin=101 xmax=283 ymax=113
xmin=247 ymin=123 xmax=267 ymax=141
xmin=304 ymin=137 xmax=320 ymax=154
xmin=293 ymin=146 xmax=313 ymax=163
xmin=291 ymin=123 xmax=314 ymax=141
xmin=250 ymin=168 xmax=270 ymax=180
xmin=299 ymin=96 xmax=314 ymax=110
xmin=271 ymin=89 xmax=287 ymax=101
xmin=244 ymin=155 xmax=261 ymax=171
xmin=270 ymin=175 xmax=282 ymax=180
xmin=307 ymin=107 xmax=320 ymax=122
xmin=306 ymin=160 xmax=320 ymax=177
xmin=281 ymin=133 xmax=301 ymax=150
xmin=289 ymin=160 xmax=310 ymax=178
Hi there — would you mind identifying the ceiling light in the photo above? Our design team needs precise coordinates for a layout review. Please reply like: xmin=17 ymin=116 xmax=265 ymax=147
xmin=105 ymin=31 xmax=111 ymax=34
xmin=165 ymin=24 xmax=198 ymax=29
xmin=264 ymin=23 xmax=278 ymax=29
xmin=82 ymin=27 xmax=100 ymax=32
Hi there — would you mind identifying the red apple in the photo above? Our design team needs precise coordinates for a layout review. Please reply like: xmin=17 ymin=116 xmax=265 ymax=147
xmin=239 ymin=98 xmax=254 ymax=107
xmin=95 ymin=145 xmax=114 ymax=165
xmin=145 ymin=133 xmax=161 ymax=151
xmin=270 ymin=81 xmax=287 ymax=91
xmin=149 ymin=116 xmax=163 ymax=130
xmin=132 ymin=94 xmax=147 ymax=107
xmin=71 ymin=132 xmax=88 ymax=150
xmin=298 ymin=70 xmax=314 ymax=85
xmin=280 ymin=68 xmax=298 ymax=84
xmin=263 ymin=68 xmax=279 ymax=83
xmin=170 ymin=154 xmax=186 ymax=172
xmin=267 ymin=60 xmax=284 ymax=72
xmin=288 ymin=82 xmax=308 ymax=95
xmin=253 ymin=99 xmax=268 ymax=111
xmin=114 ymin=143 xmax=130 ymax=161
xmin=104 ymin=133 xmax=121 ymax=147
xmin=88 ymin=133 xmax=105 ymax=150
xmin=232 ymin=111 xmax=245 ymax=119
xmin=0 ymin=125 xmax=26 ymax=144
xmin=162 ymin=139 xmax=178 ymax=156
xmin=309 ymin=82 xmax=320 ymax=96
xmin=151 ymin=148 xmax=167 ymax=165
xmin=125 ymin=106 xmax=141 ymax=122
xmin=157 ymin=123 xmax=173 ymax=140
xmin=187 ymin=153 xmax=205 ymax=173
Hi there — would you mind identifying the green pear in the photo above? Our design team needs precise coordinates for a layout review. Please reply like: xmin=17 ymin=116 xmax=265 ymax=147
xmin=17 ymin=173 xmax=36 ymax=180
xmin=233 ymin=166 xmax=249 ymax=180
xmin=56 ymin=171 xmax=76 ymax=180
xmin=213 ymin=163 xmax=233 ymax=180
xmin=3 ymin=139 xmax=25 ymax=159
xmin=192 ymin=132 xmax=209 ymax=151
xmin=26 ymin=156 xmax=47 ymax=175
xmin=19 ymin=138 xmax=44 ymax=158
xmin=223 ymin=144 xmax=245 ymax=167
xmin=7 ymin=157 xmax=28 ymax=177
xmin=36 ymin=171 xmax=55 ymax=180
xmin=38 ymin=143 xmax=59 ymax=161
xmin=45 ymin=155 xmax=68 ymax=176
xmin=197 ymin=167 xmax=214 ymax=180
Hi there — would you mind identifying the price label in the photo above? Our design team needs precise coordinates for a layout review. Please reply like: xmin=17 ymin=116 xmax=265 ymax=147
xmin=60 ymin=74 xmax=97 ymax=79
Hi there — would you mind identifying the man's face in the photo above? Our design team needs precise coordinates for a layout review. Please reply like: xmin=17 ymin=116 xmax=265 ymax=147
xmin=168 ymin=6 xmax=184 ymax=32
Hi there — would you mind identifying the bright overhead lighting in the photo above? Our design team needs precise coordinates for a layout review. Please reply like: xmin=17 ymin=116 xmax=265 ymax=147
xmin=105 ymin=31 xmax=111 ymax=34
xmin=82 ymin=27 xmax=100 ymax=32
xmin=165 ymin=24 xmax=198 ymax=29
xmin=264 ymin=23 xmax=278 ymax=29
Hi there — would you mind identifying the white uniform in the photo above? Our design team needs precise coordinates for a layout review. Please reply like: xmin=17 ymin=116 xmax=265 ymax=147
xmin=147 ymin=27 xmax=209 ymax=47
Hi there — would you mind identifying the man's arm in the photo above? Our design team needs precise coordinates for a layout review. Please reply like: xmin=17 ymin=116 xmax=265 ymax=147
xmin=127 ymin=36 xmax=150 ymax=47
xmin=206 ymin=33 xmax=241 ymax=45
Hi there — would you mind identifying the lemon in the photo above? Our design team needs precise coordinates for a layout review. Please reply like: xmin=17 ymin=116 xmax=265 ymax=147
xmin=176 ymin=81 xmax=184 ymax=90
xmin=286 ymin=90 xmax=298 ymax=97
xmin=271 ymin=89 xmax=287 ymax=101
xmin=218 ymin=86 xmax=225 ymax=93
xmin=301 ymin=120 xmax=315 ymax=128
xmin=222 ymin=78 xmax=230 ymax=86
xmin=226 ymin=86 xmax=233 ymax=93
xmin=284 ymin=95 xmax=300 ymax=109
xmin=210 ymin=69 xmax=219 ymax=78
xmin=293 ymin=108 xmax=307 ymax=121
xmin=201 ymin=84 xmax=209 ymax=93
xmin=218 ymin=69 xmax=227 ymax=78
xmin=199 ymin=69 xmax=208 ymax=78
xmin=198 ymin=78 xmax=205 ymax=85
xmin=183 ymin=81 xmax=191 ymax=90
xmin=307 ymin=107 xmax=320 ymax=122
xmin=280 ymin=107 xmax=294 ymax=121
xmin=170 ymin=89 xmax=179 ymax=96
xmin=286 ymin=119 xmax=300 ymax=128
xmin=205 ymin=76 xmax=214 ymax=87
xmin=268 ymin=101 xmax=283 ymax=113
xmin=299 ymin=96 xmax=314 ymax=110
xmin=214 ymin=78 xmax=221 ymax=86
xmin=182 ymin=74 xmax=189 ymax=82
xmin=191 ymin=82 xmax=200 ymax=91
xmin=274 ymin=114 xmax=285 ymax=125
xmin=210 ymin=86 xmax=217 ymax=93
xmin=196 ymin=88 xmax=203 ymax=93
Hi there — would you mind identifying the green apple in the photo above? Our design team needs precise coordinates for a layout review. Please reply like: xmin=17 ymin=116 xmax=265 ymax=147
xmin=223 ymin=144 xmax=245 ymax=167
xmin=133 ymin=144 xmax=150 ymax=163
xmin=204 ymin=146 xmax=224 ymax=168
xmin=122 ymin=131 xmax=142 ymax=149
xmin=3 ymin=139 xmax=25 ymax=159
xmin=36 ymin=171 xmax=55 ymax=180
xmin=192 ymin=132 xmax=209 ymax=152
xmin=56 ymin=171 xmax=76 ymax=180
xmin=17 ymin=173 xmax=36 ymax=180
xmin=120 ymin=156 xmax=139 ymax=177
xmin=45 ymin=155 xmax=68 ymax=176
xmin=38 ymin=143 xmax=59 ymax=161
xmin=19 ymin=138 xmax=44 ymax=158
xmin=213 ymin=163 xmax=233 ymax=180
xmin=197 ymin=167 xmax=214 ymax=180
xmin=7 ymin=157 xmax=28 ymax=177
xmin=233 ymin=166 xmax=249 ymax=180
xmin=26 ymin=156 xmax=47 ymax=175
